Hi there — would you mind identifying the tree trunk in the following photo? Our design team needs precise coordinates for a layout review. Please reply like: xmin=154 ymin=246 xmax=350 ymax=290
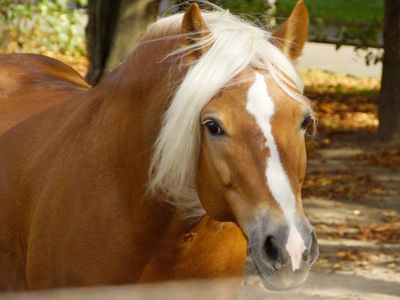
xmin=105 ymin=0 xmax=159 ymax=71
xmin=86 ymin=0 xmax=122 ymax=85
xmin=86 ymin=0 xmax=160 ymax=86
xmin=379 ymin=0 xmax=400 ymax=141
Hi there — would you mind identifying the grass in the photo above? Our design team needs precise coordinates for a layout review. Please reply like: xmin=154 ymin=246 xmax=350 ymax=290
xmin=276 ymin=0 xmax=384 ymax=24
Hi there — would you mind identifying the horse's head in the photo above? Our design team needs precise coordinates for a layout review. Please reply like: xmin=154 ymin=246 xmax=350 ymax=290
xmin=150 ymin=1 xmax=318 ymax=290
xmin=197 ymin=69 xmax=318 ymax=289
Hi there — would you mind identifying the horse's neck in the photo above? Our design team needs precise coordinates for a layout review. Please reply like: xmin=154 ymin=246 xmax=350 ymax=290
xmin=83 ymin=36 xmax=198 ymax=234
xmin=95 ymin=36 xmax=180 ymax=139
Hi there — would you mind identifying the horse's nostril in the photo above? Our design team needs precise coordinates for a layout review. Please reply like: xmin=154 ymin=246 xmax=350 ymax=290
xmin=301 ymin=231 xmax=319 ymax=263
xmin=309 ymin=230 xmax=319 ymax=263
xmin=264 ymin=235 xmax=281 ymax=270
xmin=302 ymin=249 xmax=310 ymax=262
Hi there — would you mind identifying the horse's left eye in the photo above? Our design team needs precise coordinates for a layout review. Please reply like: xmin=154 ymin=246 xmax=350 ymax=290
xmin=204 ymin=120 xmax=224 ymax=136
xmin=301 ymin=115 xmax=311 ymax=131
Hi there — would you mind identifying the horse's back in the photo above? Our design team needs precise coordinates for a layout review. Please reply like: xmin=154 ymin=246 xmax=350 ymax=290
xmin=0 ymin=53 xmax=90 ymax=134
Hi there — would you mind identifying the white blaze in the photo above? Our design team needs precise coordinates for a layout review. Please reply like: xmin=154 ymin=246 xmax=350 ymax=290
xmin=246 ymin=72 xmax=306 ymax=271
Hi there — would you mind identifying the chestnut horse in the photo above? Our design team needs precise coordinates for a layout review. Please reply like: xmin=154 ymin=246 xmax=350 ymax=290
xmin=0 ymin=1 xmax=318 ymax=293
xmin=0 ymin=54 xmax=89 ymax=134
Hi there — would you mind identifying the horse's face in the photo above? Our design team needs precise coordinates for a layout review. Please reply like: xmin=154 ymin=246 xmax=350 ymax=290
xmin=197 ymin=69 xmax=318 ymax=290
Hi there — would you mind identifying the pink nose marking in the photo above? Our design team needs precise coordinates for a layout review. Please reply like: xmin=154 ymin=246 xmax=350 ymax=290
xmin=286 ymin=225 xmax=306 ymax=271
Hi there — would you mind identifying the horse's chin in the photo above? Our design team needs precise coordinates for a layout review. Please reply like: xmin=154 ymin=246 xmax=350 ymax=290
xmin=248 ymin=251 xmax=311 ymax=291
xmin=256 ymin=264 xmax=310 ymax=291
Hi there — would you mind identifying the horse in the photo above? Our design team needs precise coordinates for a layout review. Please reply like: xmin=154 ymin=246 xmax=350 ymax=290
xmin=0 ymin=53 xmax=90 ymax=134
xmin=0 ymin=0 xmax=318 ymax=293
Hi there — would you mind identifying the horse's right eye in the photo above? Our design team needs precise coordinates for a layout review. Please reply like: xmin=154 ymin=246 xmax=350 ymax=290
xmin=204 ymin=120 xmax=224 ymax=136
xmin=301 ymin=115 xmax=312 ymax=131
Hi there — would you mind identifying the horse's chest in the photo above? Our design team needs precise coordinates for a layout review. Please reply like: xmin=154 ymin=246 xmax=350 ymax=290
xmin=138 ymin=220 xmax=247 ymax=282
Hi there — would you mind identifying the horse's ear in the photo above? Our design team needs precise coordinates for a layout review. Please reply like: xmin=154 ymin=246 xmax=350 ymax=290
xmin=181 ymin=3 xmax=211 ymax=63
xmin=270 ymin=0 xmax=309 ymax=60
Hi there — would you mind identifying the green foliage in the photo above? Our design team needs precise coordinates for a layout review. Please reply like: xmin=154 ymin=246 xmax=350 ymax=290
xmin=0 ymin=0 xmax=87 ymax=57
xmin=213 ymin=0 xmax=267 ymax=16
xmin=276 ymin=0 xmax=383 ymax=23
xmin=335 ymin=21 xmax=383 ymax=66
xmin=275 ymin=0 xmax=384 ymax=66
xmin=178 ymin=0 xmax=273 ymax=25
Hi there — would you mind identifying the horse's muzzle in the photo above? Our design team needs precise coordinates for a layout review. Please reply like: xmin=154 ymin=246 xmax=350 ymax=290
xmin=247 ymin=215 xmax=319 ymax=290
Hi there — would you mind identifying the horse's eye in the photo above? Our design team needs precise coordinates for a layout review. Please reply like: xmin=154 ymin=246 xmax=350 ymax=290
xmin=301 ymin=115 xmax=311 ymax=131
xmin=204 ymin=120 xmax=224 ymax=136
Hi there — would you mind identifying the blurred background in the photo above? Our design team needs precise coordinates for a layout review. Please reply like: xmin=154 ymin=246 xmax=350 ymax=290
xmin=0 ymin=0 xmax=399 ymax=299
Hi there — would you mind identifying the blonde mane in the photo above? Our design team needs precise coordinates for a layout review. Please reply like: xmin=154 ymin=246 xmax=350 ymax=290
xmin=148 ymin=7 xmax=312 ymax=219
